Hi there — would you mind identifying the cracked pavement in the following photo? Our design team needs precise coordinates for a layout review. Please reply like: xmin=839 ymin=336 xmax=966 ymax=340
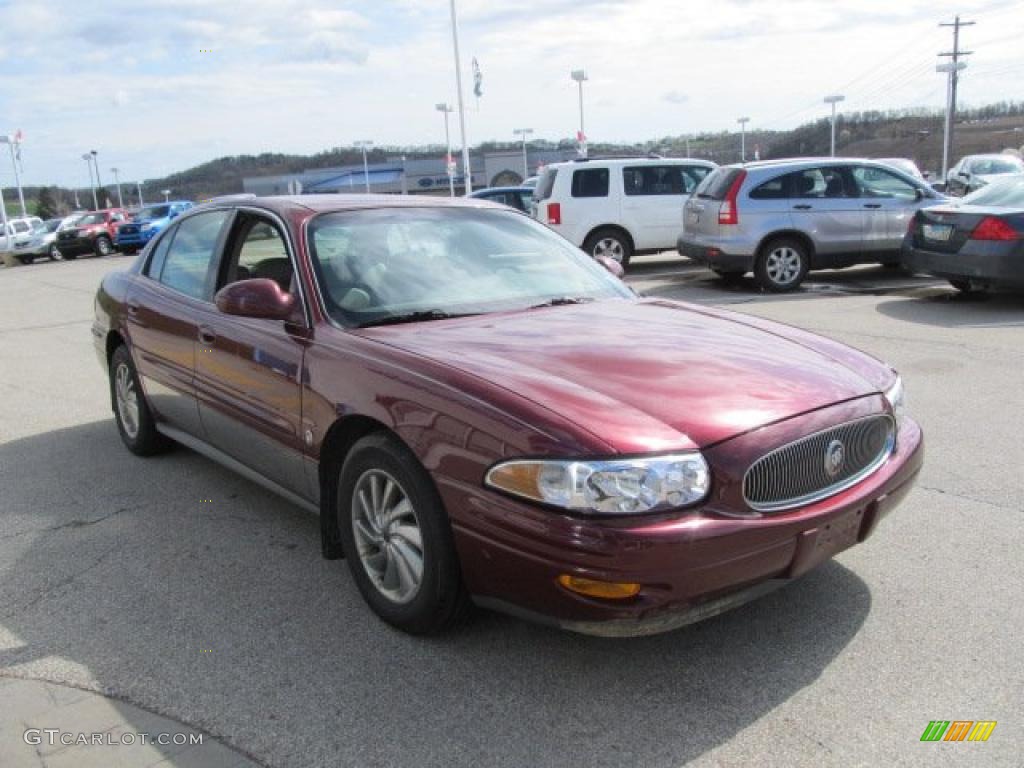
xmin=1 ymin=254 xmax=1022 ymax=767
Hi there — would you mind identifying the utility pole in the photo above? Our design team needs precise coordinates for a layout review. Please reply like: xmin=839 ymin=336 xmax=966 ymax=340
xmin=513 ymin=128 xmax=533 ymax=179
xmin=939 ymin=15 xmax=974 ymax=178
xmin=448 ymin=0 xmax=473 ymax=193
xmin=436 ymin=103 xmax=456 ymax=197
xmin=737 ymin=117 xmax=750 ymax=162
xmin=824 ymin=95 xmax=845 ymax=157
xmin=110 ymin=167 xmax=124 ymax=208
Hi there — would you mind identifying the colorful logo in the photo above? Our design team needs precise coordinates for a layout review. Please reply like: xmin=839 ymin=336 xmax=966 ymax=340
xmin=920 ymin=721 xmax=997 ymax=742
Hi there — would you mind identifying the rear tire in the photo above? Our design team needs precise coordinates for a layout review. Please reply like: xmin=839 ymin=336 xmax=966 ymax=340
xmin=49 ymin=245 xmax=63 ymax=261
xmin=16 ymin=255 xmax=33 ymax=265
xmin=755 ymin=237 xmax=809 ymax=292
xmin=336 ymin=433 xmax=468 ymax=635
xmin=950 ymin=279 xmax=986 ymax=295
xmin=583 ymin=228 xmax=632 ymax=269
xmin=109 ymin=345 xmax=170 ymax=456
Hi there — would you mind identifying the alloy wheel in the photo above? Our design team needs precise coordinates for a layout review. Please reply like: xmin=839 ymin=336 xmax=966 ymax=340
xmin=114 ymin=363 xmax=140 ymax=439
xmin=765 ymin=246 xmax=802 ymax=286
xmin=593 ymin=237 xmax=625 ymax=263
xmin=351 ymin=469 xmax=424 ymax=604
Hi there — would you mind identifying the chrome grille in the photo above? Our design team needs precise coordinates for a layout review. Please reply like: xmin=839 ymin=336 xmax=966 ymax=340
xmin=743 ymin=415 xmax=895 ymax=513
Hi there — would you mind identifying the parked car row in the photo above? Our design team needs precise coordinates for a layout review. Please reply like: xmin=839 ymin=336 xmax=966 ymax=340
xmin=461 ymin=151 xmax=1019 ymax=294
xmin=4 ymin=200 xmax=194 ymax=265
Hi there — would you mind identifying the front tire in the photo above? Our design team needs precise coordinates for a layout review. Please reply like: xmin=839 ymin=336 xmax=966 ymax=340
xmin=109 ymin=345 xmax=169 ymax=456
xmin=583 ymin=228 xmax=633 ymax=269
xmin=49 ymin=245 xmax=63 ymax=261
xmin=336 ymin=433 xmax=468 ymax=634
xmin=95 ymin=236 xmax=113 ymax=257
xmin=755 ymin=237 xmax=809 ymax=292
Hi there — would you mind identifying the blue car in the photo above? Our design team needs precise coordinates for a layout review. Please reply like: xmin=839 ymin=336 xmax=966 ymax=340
xmin=115 ymin=201 xmax=193 ymax=253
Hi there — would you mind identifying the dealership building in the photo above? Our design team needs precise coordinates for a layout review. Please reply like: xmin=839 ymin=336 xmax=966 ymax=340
xmin=242 ymin=148 xmax=578 ymax=196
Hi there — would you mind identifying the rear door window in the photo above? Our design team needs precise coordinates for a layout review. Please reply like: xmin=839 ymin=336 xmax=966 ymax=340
xmin=156 ymin=210 xmax=231 ymax=300
xmin=571 ymin=168 xmax=610 ymax=198
xmin=789 ymin=167 xmax=852 ymax=198
xmin=623 ymin=166 xmax=683 ymax=195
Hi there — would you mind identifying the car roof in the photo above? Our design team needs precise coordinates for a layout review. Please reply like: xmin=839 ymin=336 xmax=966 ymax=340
xmin=469 ymin=186 xmax=532 ymax=195
xmin=194 ymin=193 xmax=508 ymax=216
xmin=962 ymin=153 xmax=1022 ymax=161
xmin=548 ymin=156 xmax=716 ymax=170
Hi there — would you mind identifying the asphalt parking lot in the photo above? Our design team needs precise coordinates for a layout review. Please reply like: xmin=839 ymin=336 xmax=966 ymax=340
xmin=1 ymin=254 xmax=1021 ymax=767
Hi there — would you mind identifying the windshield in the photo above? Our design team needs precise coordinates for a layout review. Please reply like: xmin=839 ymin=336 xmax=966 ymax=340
xmin=78 ymin=213 xmax=105 ymax=225
xmin=136 ymin=204 xmax=171 ymax=220
xmin=972 ymin=157 xmax=1024 ymax=175
xmin=963 ymin=177 xmax=1024 ymax=207
xmin=308 ymin=207 xmax=632 ymax=327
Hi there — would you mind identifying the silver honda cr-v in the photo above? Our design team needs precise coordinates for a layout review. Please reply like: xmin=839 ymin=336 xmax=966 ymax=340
xmin=677 ymin=158 xmax=944 ymax=291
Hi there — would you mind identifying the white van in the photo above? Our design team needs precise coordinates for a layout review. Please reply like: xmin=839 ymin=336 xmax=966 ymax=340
xmin=530 ymin=157 xmax=716 ymax=267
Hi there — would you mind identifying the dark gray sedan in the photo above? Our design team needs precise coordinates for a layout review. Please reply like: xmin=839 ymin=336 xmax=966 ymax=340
xmin=903 ymin=177 xmax=1024 ymax=293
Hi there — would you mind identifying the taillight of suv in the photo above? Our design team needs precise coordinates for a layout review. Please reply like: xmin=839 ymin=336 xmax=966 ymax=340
xmin=546 ymin=203 xmax=561 ymax=226
xmin=718 ymin=171 xmax=747 ymax=226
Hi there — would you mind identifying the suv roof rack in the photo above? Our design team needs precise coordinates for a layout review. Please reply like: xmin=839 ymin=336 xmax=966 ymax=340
xmin=571 ymin=154 xmax=669 ymax=163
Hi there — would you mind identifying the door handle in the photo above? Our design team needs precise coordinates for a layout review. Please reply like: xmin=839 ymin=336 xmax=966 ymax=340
xmin=793 ymin=204 xmax=813 ymax=210
xmin=198 ymin=327 xmax=217 ymax=345
xmin=863 ymin=203 xmax=882 ymax=209
xmin=126 ymin=301 xmax=140 ymax=317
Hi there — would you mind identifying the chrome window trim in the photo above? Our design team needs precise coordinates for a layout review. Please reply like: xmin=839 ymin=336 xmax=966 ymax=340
xmin=742 ymin=415 xmax=896 ymax=514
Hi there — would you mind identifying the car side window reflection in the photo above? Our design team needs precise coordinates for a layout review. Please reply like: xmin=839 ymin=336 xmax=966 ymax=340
xmin=852 ymin=166 xmax=918 ymax=200
xmin=789 ymin=167 xmax=851 ymax=199
xmin=157 ymin=210 xmax=231 ymax=300
xmin=223 ymin=218 xmax=293 ymax=293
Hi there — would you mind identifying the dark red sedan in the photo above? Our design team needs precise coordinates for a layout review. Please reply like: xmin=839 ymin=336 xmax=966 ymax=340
xmin=93 ymin=194 xmax=923 ymax=636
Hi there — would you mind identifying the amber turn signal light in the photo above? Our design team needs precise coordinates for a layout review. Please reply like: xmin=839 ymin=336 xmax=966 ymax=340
xmin=557 ymin=574 xmax=641 ymax=600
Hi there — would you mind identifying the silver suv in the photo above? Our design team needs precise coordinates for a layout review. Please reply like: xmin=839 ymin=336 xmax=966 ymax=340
xmin=678 ymin=158 xmax=943 ymax=291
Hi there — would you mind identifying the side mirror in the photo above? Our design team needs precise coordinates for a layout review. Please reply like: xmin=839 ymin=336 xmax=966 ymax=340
xmin=596 ymin=254 xmax=625 ymax=278
xmin=215 ymin=278 xmax=296 ymax=320
xmin=169 ymin=210 xmax=179 ymax=219
xmin=914 ymin=187 xmax=925 ymax=201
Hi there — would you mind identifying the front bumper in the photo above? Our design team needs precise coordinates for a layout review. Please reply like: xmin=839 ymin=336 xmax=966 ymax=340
xmin=444 ymin=401 xmax=923 ymax=637
xmin=677 ymin=236 xmax=753 ymax=273
xmin=116 ymin=230 xmax=156 ymax=248
xmin=902 ymin=241 xmax=1024 ymax=288
xmin=55 ymin=236 xmax=95 ymax=256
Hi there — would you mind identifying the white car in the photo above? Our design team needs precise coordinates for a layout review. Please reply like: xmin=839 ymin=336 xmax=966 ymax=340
xmin=530 ymin=157 xmax=717 ymax=267
xmin=16 ymin=216 xmax=82 ymax=263
xmin=3 ymin=216 xmax=44 ymax=257
xmin=946 ymin=154 xmax=1024 ymax=196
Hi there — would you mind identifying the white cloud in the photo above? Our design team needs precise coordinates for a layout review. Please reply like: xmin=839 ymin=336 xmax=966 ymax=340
xmin=1 ymin=0 xmax=1019 ymax=186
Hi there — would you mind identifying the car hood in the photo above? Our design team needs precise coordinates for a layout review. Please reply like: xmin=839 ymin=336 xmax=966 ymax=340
xmin=359 ymin=298 xmax=885 ymax=452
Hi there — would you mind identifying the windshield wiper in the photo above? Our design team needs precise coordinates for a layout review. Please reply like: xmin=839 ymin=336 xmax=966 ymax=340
xmin=527 ymin=296 xmax=596 ymax=309
xmin=356 ymin=309 xmax=479 ymax=328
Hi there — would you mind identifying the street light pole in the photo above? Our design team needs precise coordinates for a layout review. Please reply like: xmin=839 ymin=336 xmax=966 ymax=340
xmin=90 ymin=150 xmax=103 ymax=206
xmin=436 ymin=103 xmax=455 ymax=197
xmin=448 ymin=0 xmax=473 ymax=193
xmin=0 ymin=136 xmax=27 ymax=217
xmin=824 ymin=94 xmax=845 ymax=157
xmin=737 ymin=117 xmax=750 ymax=162
xmin=571 ymin=69 xmax=588 ymax=157
xmin=161 ymin=189 xmax=170 ymax=203
xmin=110 ymin=167 xmax=124 ymax=208
xmin=136 ymin=181 xmax=144 ymax=207
xmin=82 ymin=154 xmax=98 ymax=209
xmin=354 ymin=140 xmax=373 ymax=193
xmin=513 ymin=128 xmax=533 ymax=179
xmin=936 ymin=61 xmax=967 ymax=179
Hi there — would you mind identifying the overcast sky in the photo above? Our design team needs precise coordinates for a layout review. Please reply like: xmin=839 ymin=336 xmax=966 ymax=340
xmin=1 ymin=0 xmax=1020 ymax=186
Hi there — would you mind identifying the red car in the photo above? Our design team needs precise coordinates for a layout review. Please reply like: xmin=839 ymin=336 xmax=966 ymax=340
xmin=93 ymin=195 xmax=923 ymax=636
xmin=57 ymin=207 xmax=130 ymax=258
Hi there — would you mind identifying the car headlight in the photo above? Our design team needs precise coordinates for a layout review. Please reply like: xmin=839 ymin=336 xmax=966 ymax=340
xmin=884 ymin=375 xmax=906 ymax=423
xmin=140 ymin=222 xmax=156 ymax=231
xmin=485 ymin=453 xmax=710 ymax=515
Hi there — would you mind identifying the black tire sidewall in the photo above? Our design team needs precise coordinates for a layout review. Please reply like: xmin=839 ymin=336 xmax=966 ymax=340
xmin=756 ymin=238 xmax=809 ymax=292
xmin=336 ymin=434 xmax=464 ymax=634
xmin=109 ymin=345 xmax=165 ymax=456
xmin=95 ymin=237 xmax=112 ymax=257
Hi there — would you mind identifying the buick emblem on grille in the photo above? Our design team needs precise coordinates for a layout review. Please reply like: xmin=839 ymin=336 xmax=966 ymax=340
xmin=824 ymin=439 xmax=846 ymax=478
